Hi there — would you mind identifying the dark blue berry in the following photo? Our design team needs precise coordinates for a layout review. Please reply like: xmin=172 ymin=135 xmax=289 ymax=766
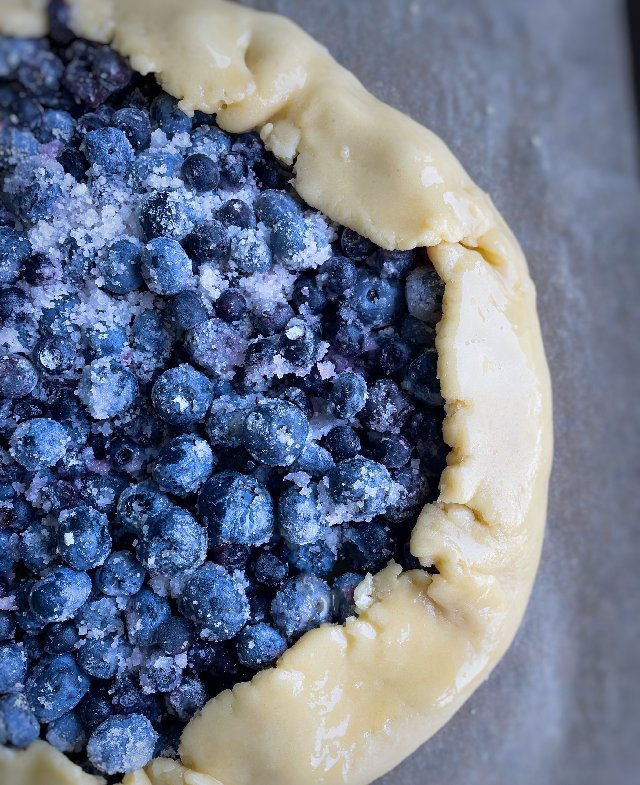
xmin=323 ymin=425 xmax=361 ymax=462
xmin=19 ymin=523 xmax=57 ymax=573
xmin=327 ymin=456 xmax=393 ymax=517
xmin=252 ymin=301 xmax=295 ymax=336
xmin=242 ymin=400 xmax=309 ymax=467
xmin=286 ymin=541 xmax=337 ymax=578
xmin=237 ymin=623 xmax=286 ymax=670
xmin=0 ymin=613 xmax=16 ymax=643
xmin=95 ymin=551 xmax=145 ymax=598
xmin=182 ymin=220 xmax=229 ymax=264
xmin=10 ymin=159 xmax=63 ymax=222
xmin=292 ymin=276 xmax=326 ymax=313
xmin=331 ymin=572 xmax=364 ymax=623
xmin=155 ymin=617 xmax=195 ymax=656
xmin=369 ymin=434 xmax=412 ymax=468
xmin=342 ymin=519 xmax=394 ymax=573
xmin=34 ymin=335 xmax=78 ymax=375
xmin=125 ymin=588 xmax=171 ymax=647
xmin=46 ymin=711 xmax=85 ymax=753
xmin=57 ymin=505 xmax=112 ymax=570
xmin=140 ymin=191 xmax=193 ymax=241
xmin=405 ymin=265 xmax=444 ymax=325
xmin=152 ymin=434 xmax=215 ymax=497
xmin=77 ymin=635 xmax=130 ymax=681
xmin=81 ymin=474 xmax=129 ymax=516
xmin=10 ymin=417 xmax=69 ymax=469
xmin=379 ymin=339 xmax=412 ymax=376
xmin=85 ymin=323 xmax=127 ymax=360
xmin=134 ymin=149 xmax=183 ymax=182
xmin=219 ymin=152 xmax=248 ymax=187
xmin=253 ymin=553 xmax=288 ymax=587
xmin=181 ymin=153 xmax=220 ymax=192
xmin=87 ymin=714 xmax=157 ymax=775
xmin=353 ymin=272 xmax=404 ymax=328
xmin=0 ymin=355 xmax=38 ymax=399
xmin=112 ymin=107 xmax=151 ymax=150
xmin=215 ymin=289 xmax=247 ymax=323
xmin=43 ymin=623 xmax=80 ymax=655
xmin=150 ymin=94 xmax=192 ymax=137
xmin=77 ymin=690 xmax=112 ymax=732
xmin=83 ymin=127 xmax=134 ymax=174
xmin=97 ymin=239 xmax=143 ymax=294
xmin=292 ymin=442 xmax=335 ymax=477
xmin=136 ymin=506 xmax=207 ymax=576
xmin=229 ymin=232 xmax=272 ymax=273
xmin=323 ymin=254 xmax=357 ymax=296
xmin=36 ymin=109 xmax=75 ymax=143
xmin=330 ymin=372 xmax=367 ymax=419
xmin=167 ymin=290 xmax=209 ymax=331
xmin=402 ymin=348 xmax=443 ymax=405
xmin=178 ymin=564 xmax=249 ymax=640
xmin=29 ymin=568 xmax=92 ymax=623
xmin=77 ymin=358 xmax=138 ymax=419
xmin=0 ymin=643 xmax=27 ymax=694
xmin=141 ymin=236 xmax=194 ymax=295
xmin=25 ymin=654 xmax=90 ymax=722
xmin=0 ymin=694 xmax=39 ymax=747
xmin=216 ymin=199 xmax=255 ymax=229
xmin=271 ymin=573 xmax=331 ymax=640
xmin=277 ymin=486 xmax=323 ymax=546
xmin=340 ymin=228 xmax=373 ymax=261
xmin=116 ymin=482 xmax=171 ymax=533
xmin=63 ymin=43 xmax=131 ymax=108
xmin=151 ymin=364 xmax=213 ymax=427
xmin=0 ymin=226 xmax=31 ymax=285
xmin=167 ymin=675 xmax=207 ymax=722
xmin=360 ymin=379 xmax=414 ymax=432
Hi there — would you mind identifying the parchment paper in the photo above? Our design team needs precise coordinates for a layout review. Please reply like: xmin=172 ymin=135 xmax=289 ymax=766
xmin=241 ymin=1 xmax=640 ymax=782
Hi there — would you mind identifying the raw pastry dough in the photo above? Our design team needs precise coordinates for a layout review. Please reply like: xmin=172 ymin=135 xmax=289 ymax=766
xmin=0 ymin=2 xmax=553 ymax=784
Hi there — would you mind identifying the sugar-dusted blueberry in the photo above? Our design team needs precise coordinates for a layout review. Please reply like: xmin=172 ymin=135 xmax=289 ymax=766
xmin=167 ymin=290 xmax=209 ymax=331
xmin=125 ymin=588 xmax=171 ymax=647
xmin=134 ymin=148 xmax=183 ymax=182
xmin=340 ymin=227 xmax=373 ymax=262
xmin=43 ymin=623 xmax=80 ymax=655
xmin=150 ymin=94 xmax=192 ymax=137
xmin=0 ymin=613 xmax=16 ymax=643
xmin=216 ymin=288 xmax=247 ymax=323
xmin=18 ymin=522 xmax=57 ymax=573
xmin=405 ymin=265 xmax=444 ymax=325
xmin=242 ymin=400 xmax=309 ymax=467
xmin=58 ymin=145 xmax=87 ymax=180
xmin=95 ymin=551 xmax=145 ymax=598
xmin=9 ymin=158 xmax=64 ymax=222
xmin=138 ymin=649 xmax=183 ymax=694
xmin=322 ymin=254 xmax=357 ymax=297
xmin=252 ymin=301 xmax=295 ymax=337
xmin=190 ymin=124 xmax=231 ymax=158
xmin=292 ymin=275 xmax=327 ymax=313
xmin=253 ymin=552 xmax=288 ymax=588
xmin=371 ymin=249 xmax=416 ymax=280
xmin=112 ymin=107 xmax=151 ymax=150
xmin=39 ymin=292 xmax=79 ymax=337
xmin=46 ymin=711 xmax=85 ymax=753
xmin=342 ymin=519 xmax=395 ymax=573
xmin=136 ymin=507 xmax=207 ymax=576
xmin=87 ymin=713 xmax=158 ymax=775
xmin=155 ymin=617 xmax=195 ymax=656
xmin=327 ymin=456 xmax=393 ymax=518
xmin=0 ymin=355 xmax=38 ymax=399
xmin=96 ymin=238 xmax=143 ymax=294
xmin=0 ymin=226 xmax=31 ymax=285
xmin=0 ymin=694 xmax=39 ymax=748
xmin=141 ymin=236 xmax=194 ymax=296
xmin=402 ymin=348 xmax=444 ymax=406
xmin=10 ymin=417 xmax=69 ymax=470
xmin=182 ymin=219 xmax=229 ymax=264
xmin=140 ymin=191 xmax=193 ymax=241
xmin=152 ymin=434 xmax=215 ymax=497
xmin=29 ymin=567 xmax=92 ymax=624
xmin=0 ymin=286 xmax=29 ymax=322
xmin=292 ymin=442 xmax=335 ymax=477
xmin=322 ymin=425 xmax=361 ymax=462
xmin=151 ymin=364 xmax=213 ymax=427
xmin=331 ymin=572 xmax=363 ymax=623
xmin=219 ymin=152 xmax=248 ymax=188
xmin=77 ymin=635 xmax=130 ymax=681
xmin=77 ymin=358 xmax=138 ymax=420
xmin=369 ymin=433 xmax=412 ymax=469
xmin=167 ymin=675 xmax=207 ymax=722
xmin=81 ymin=474 xmax=129 ymax=516
xmin=25 ymin=653 xmax=90 ymax=722
xmin=286 ymin=540 xmax=337 ymax=578
xmin=35 ymin=109 xmax=75 ymax=144
xmin=17 ymin=47 xmax=63 ymax=99
xmin=236 ymin=623 xmax=287 ymax=670
xmin=271 ymin=573 xmax=331 ymax=640
xmin=408 ymin=410 xmax=448 ymax=475
xmin=379 ymin=338 xmax=412 ymax=376
xmin=178 ymin=564 xmax=249 ymax=641
xmin=63 ymin=42 xmax=131 ymax=108
xmin=329 ymin=371 xmax=367 ymax=419
xmin=229 ymin=232 xmax=272 ymax=273
xmin=181 ymin=153 xmax=220 ymax=192
xmin=216 ymin=199 xmax=255 ymax=229
xmin=198 ymin=471 xmax=274 ymax=546
xmin=34 ymin=335 xmax=78 ymax=375
xmin=0 ymin=643 xmax=27 ymax=694
xmin=353 ymin=271 xmax=404 ymax=328
xmin=205 ymin=393 xmax=255 ymax=449
xmin=254 ymin=189 xmax=306 ymax=263
xmin=82 ymin=127 xmax=134 ymax=174
xmin=85 ymin=322 xmax=127 ymax=361
xmin=387 ymin=465 xmax=429 ymax=521
xmin=360 ymin=379 xmax=414 ymax=432
xmin=277 ymin=485 xmax=324 ymax=546
xmin=57 ymin=505 xmax=111 ymax=571
xmin=185 ymin=318 xmax=247 ymax=378
xmin=116 ymin=481 xmax=171 ymax=533
xmin=77 ymin=689 xmax=113 ymax=732
xmin=401 ymin=314 xmax=434 ymax=348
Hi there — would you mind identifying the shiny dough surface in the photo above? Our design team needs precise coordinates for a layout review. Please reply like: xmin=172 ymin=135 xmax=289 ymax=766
xmin=0 ymin=2 xmax=553 ymax=784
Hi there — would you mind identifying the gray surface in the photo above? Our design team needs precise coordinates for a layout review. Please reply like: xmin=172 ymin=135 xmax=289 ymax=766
xmin=241 ymin=1 xmax=640 ymax=782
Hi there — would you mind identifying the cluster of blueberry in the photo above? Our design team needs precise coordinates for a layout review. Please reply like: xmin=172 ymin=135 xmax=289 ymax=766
xmin=0 ymin=10 xmax=447 ymax=779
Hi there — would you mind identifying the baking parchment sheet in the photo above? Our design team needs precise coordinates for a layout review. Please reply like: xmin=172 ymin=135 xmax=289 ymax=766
xmin=241 ymin=1 xmax=640 ymax=782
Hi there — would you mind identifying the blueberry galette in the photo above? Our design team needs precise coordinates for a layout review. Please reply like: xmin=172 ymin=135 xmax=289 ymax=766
xmin=0 ymin=1 xmax=552 ymax=784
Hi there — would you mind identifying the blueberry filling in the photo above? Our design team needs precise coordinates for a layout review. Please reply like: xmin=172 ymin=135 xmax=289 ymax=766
xmin=0 ymin=24 xmax=447 ymax=778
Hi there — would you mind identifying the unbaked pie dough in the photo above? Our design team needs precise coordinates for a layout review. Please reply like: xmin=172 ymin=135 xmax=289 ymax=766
xmin=0 ymin=1 xmax=553 ymax=783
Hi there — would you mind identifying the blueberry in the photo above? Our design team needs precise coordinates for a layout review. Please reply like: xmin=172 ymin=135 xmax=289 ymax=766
xmin=152 ymin=434 xmax=215 ymax=497
xmin=360 ymin=379 xmax=414 ymax=432
xmin=85 ymin=322 xmax=127 ymax=360
xmin=205 ymin=394 xmax=255 ymax=448
xmin=95 ymin=551 xmax=145 ymax=598
xmin=353 ymin=272 xmax=404 ymax=328
xmin=77 ymin=358 xmax=138 ymax=419
xmin=131 ymin=309 xmax=173 ymax=360
xmin=167 ymin=290 xmax=209 ymax=330
xmin=369 ymin=434 xmax=412 ymax=468
xmin=107 ymin=435 xmax=143 ymax=472
xmin=331 ymin=572 xmax=363 ymax=623
xmin=292 ymin=442 xmax=335 ymax=477
xmin=77 ymin=690 xmax=113 ymax=732
xmin=405 ymin=265 xmax=444 ymax=325
xmin=63 ymin=43 xmax=131 ymax=108
xmin=19 ymin=523 xmax=57 ymax=573
xmin=252 ymin=302 xmax=294 ymax=336
xmin=0 ymin=644 xmax=27 ymax=694
xmin=401 ymin=314 xmax=434 ymax=348
xmin=17 ymin=49 xmax=64 ymax=98
xmin=0 ymin=226 xmax=31 ymax=285
xmin=81 ymin=474 xmax=129 ymax=516
xmin=136 ymin=507 xmax=207 ymax=576
xmin=36 ymin=109 xmax=75 ymax=143
xmin=342 ymin=519 xmax=394 ymax=573
xmin=408 ymin=411 xmax=448 ymax=475
xmin=0 ymin=127 xmax=39 ymax=169
xmin=116 ymin=482 xmax=171 ymax=533
xmin=46 ymin=711 xmax=85 ymax=753
xmin=340 ymin=228 xmax=373 ymax=261
xmin=134 ymin=148 xmax=183 ymax=182
xmin=327 ymin=456 xmax=393 ymax=517
xmin=182 ymin=220 xmax=229 ymax=264
xmin=190 ymin=125 xmax=231 ymax=158
xmin=242 ymin=400 xmax=309 ymax=467
xmin=34 ymin=335 xmax=78 ymax=375
xmin=219 ymin=152 xmax=248 ymax=187
xmin=96 ymin=239 xmax=143 ymax=294
xmin=253 ymin=553 xmax=288 ymax=588
xmin=151 ymin=364 xmax=213 ymax=427
xmin=155 ymin=617 xmax=195 ymax=656
xmin=286 ymin=541 xmax=337 ymax=578
xmin=57 ymin=505 xmax=112 ymax=570
xmin=0 ymin=286 xmax=29 ymax=322
xmin=280 ymin=386 xmax=313 ymax=419
xmin=167 ymin=675 xmax=207 ymax=722
xmin=185 ymin=318 xmax=247 ymax=378
xmin=140 ymin=191 xmax=193 ymax=241
xmin=141 ymin=236 xmax=194 ymax=295
xmin=292 ymin=275 xmax=327 ymax=313
xmin=10 ymin=417 xmax=69 ymax=470
xmin=236 ymin=623 xmax=287 ymax=670
xmin=387 ymin=465 xmax=429 ymax=521
xmin=254 ymin=190 xmax=299 ymax=226
xmin=10 ymin=158 xmax=64 ymax=222
xmin=216 ymin=199 xmax=255 ymax=229
xmin=215 ymin=289 xmax=247 ymax=323
xmin=402 ymin=348 xmax=444 ymax=405
xmin=0 ymin=694 xmax=39 ymax=747
xmin=198 ymin=471 xmax=274 ymax=546
xmin=181 ymin=153 xmax=220 ymax=192
xmin=322 ymin=254 xmax=357 ymax=296
xmin=271 ymin=574 xmax=331 ymax=640
xmin=229 ymin=232 xmax=272 ymax=273
xmin=29 ymin=568 xmax=92 ymax=624
xmin=112 ymin=107 xmax=151 ymax=150
xmin=178 ymin=564 xmax=249 ymax=642
xmin=0 ymin=355 xmax=38 ymax=399
xmin=150 ymin=94 xmax=192 ymax=137
xmin=0 ymin=613 xmax=16 ymax=643
xmin=14 ymin=581 xmax=44 ymax=633
xmin=75 ymin=597 xmax=122 ymax=640
xmin=254 ymin=190 xmax=306 ymax=263
xmin=125 ymin=588 xmax=171 ymax=647
xmin=138 ymin=649 xmax=183 ymax=694
xmin=323 ymin=425 xmax=361 ymax=462
xmin=87 ymin=714 xmax=158 ymax=775
xmin=325 ymin=318 xmax=365 ymax=357
xmin=43 ymin=623 xmax=80 ymax=655
xmin=329 ymin=372 xmax=367 ymax=419
xmin=277 ymin=486 xmax=324 ymax=546
xmin=58 ymin=146 xmax=87 ymax=180
xmin=25 ymin=654 xmax=90 ymax=722
xmin=82 ymin=127 xmax=133 ymax=174
xmin=39 ymin=292 xmax=79 ymax=337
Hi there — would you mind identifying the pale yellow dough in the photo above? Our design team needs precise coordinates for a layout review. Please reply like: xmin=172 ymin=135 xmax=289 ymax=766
xmin=0 ymin=2 xmax=553 ymax=784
